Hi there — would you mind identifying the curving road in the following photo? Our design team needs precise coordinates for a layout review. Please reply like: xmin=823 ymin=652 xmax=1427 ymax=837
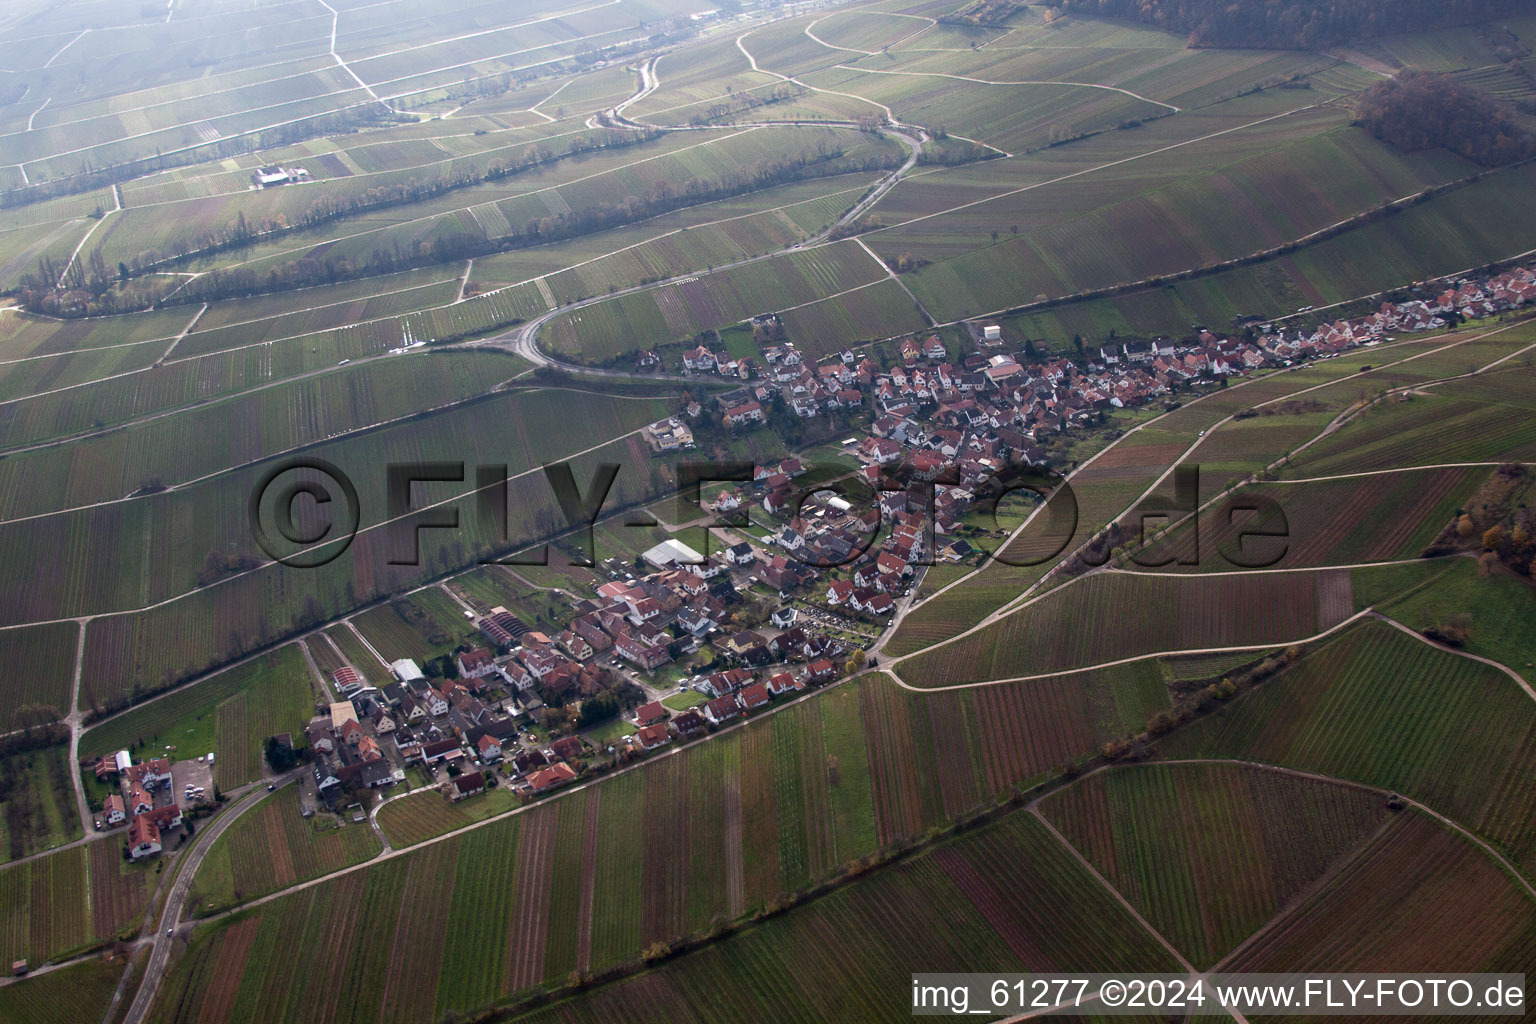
xmin=478 ymin=121 xmax=925 ymax=374
xmin=121 ymin=773 xmax=300 ymax=1024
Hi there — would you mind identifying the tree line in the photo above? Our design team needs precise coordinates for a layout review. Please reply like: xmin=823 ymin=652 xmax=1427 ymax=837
xmin=1054 ymin=0 xmax=1530 ymax=49
xmin=16 ymin=135 xmax=901 ymax=316
xmin=0 ymin=104 xmax=408 ymax=211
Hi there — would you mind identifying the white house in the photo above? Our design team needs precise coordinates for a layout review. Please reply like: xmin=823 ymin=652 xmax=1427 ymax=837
xmin=128 ymin=815 xmax=161 ymax=860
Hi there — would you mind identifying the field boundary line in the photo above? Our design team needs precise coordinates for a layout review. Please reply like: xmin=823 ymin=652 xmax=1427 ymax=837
xmin=156 ymin=303 xmax=207 ymax=364
xmin=0 ymin=381 xmax=674 ymax=525
xmin=1148 ymin=758 xmax=1536 ymax=903
xmin=209 ymin=126 xmax=764 ymax=275
xmin=0 ymin=407 xmax=665 ymax=630
xmin=885 ymin=606 xmax=1373 ymax=693
xmin=1373 ymin=612 xmax=1535 ymax=700
xmin=1274 ymin=462 xmax=1532 ymax=485
xmin=1028 ymin=806 xmax=1252 ymax=1024
xmin=831 ymin=63 xmax=1182 ymax=112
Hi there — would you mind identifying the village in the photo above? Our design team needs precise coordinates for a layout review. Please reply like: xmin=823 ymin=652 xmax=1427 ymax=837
xmin=81 ymin=261 xmax=1536 ymax=860
xmin=673 ymin=264 xmax=1536 ymax=447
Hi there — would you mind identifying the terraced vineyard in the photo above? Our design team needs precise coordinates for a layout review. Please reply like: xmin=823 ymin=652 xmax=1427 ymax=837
xmin=2 ymin=0 xmax=1535 ymax=1020
xmin=1163 ymin=621 xmax=1536 ymax=871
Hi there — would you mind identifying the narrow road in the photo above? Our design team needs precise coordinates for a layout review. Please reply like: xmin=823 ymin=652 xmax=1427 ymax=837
xmin=484 ymin=119 xmax=924 ymax=374
xmin=297 ymin=637 xmax=337 ymax=702
xmin=155 ymin=303 xmax=207 ymax=365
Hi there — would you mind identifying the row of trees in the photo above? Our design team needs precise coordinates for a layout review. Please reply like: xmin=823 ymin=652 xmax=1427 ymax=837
xmin=19 ymin=137 xmax=898 ymax=316
xmin=937 ymin=0 xmax=1028 ymax=27
xmin=1055 ymin=0 xmax=1530 ymax=50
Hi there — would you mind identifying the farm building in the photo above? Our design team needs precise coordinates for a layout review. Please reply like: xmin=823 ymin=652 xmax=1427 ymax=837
xmin=643 ymin=539 xmax=704 ymax=570
xmin=391 ymin=659 xmax=425 ymax=683
xmin=332 ymin=666 xmax=365 ymax=694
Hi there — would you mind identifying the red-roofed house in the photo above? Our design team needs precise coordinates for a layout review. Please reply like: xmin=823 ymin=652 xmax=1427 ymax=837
xmin=767 ymin=672 xmax=802 ymax=696
xmin=128 ymin=815 xmax=162 ymax=860
xmin=635 ymin=723 xmax=671 ymax=750
xmin=723 ymin=401 xmax=763 ymax=426
xmin=476 ymin=734 xmax=503 ymax=763
xmin=124 ymin=758 xmax=171 ymax=788
xmin=635 ymin=701 xmax=667 ymax=727
xmin=528 ymin=762 xmax=578 ymax=792
xmin=738 ymin=682 xmax=770 ymax=711
xmin=456 ymin=647 xmax=497 ymax=679
xmin=704 ymin=695 xmax=740 ymax=724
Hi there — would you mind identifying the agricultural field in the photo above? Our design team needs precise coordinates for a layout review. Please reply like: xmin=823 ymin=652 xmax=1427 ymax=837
xmin=151 ymin=803 xmax=1182 ymax=1024
xmin=0 ymin=846 xmax=99 ymax=967
xmin=375 ymin=786 xmax=518 ymax=847
xmin=1380 ymin=558 xmax=1536 ymax=688
xmin=188 ymin=787 xmax=382 ymax=916
xmin=0 ymin=746 xmax=80 ymax=863
xmin=1126 ymin=464 xmax=1488 ymax=573
xmin=1040 ymin=762 xmax=1391 ymax=967
xmin=497 ymin=810 xmax=1181 ymax=1024
xmin=0 ymin=623 xmax=77 ymax=732
xmin=542 ymin=239 xmax=897 ymax=361
xmin=1285 ymin=368 xmax=1536 ymax=478
xmin=1163 ymin=620 xmax=1536 ymax=871
xmin=1224 ymin=809 xmax=1536 ymax=976
xmin=0 ymin=955 xmax=127 ymax=1024
xmin=323 ymin=627 xmax=385 ymax=676
xmin=897 ymin=568 xmax=1357 ymax=687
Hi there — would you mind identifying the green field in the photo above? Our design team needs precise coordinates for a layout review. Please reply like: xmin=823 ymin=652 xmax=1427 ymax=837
xmin=7 ymin=0 xmax=1536 ymax=1017
xmin=0 ymin=954 xmax=126 ymax=1024
xmin=897 ymin=568 xmax=1356 ymax=687
xmin=79 ymin=644 xmax=314 ymax=790
xmin=154 ymin=804 xmax=1181 ymax=1024
xmin=375 ymin=786 xmax=518 ymax=847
